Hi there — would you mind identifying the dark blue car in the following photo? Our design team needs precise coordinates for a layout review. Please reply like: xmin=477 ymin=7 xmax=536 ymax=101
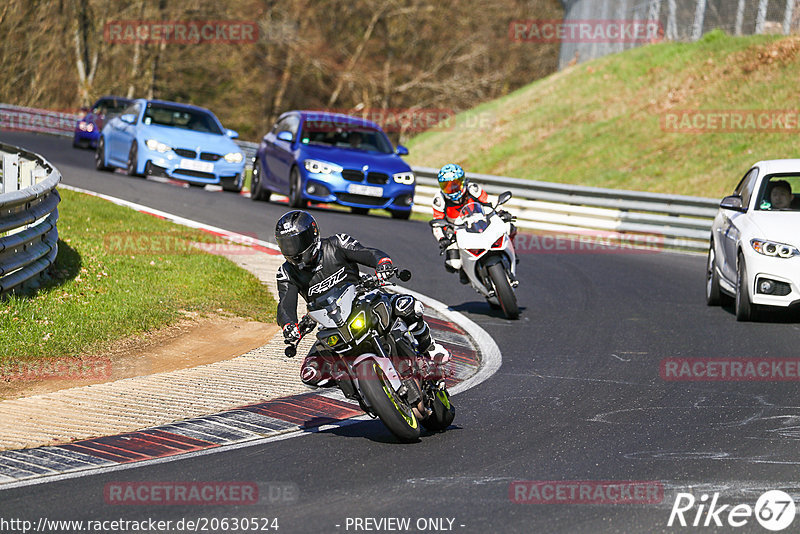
xmin=73 ymin=96 xmax=132 ymax=149
xmin=251 ymin=111 xmax=416 ymax=219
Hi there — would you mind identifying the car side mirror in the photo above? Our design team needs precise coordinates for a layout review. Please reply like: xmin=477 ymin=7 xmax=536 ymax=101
xmin=120 ymin=113 xmax=135 ymax=124
xmin=226 ymin=129 xmax=239 ymax=139
xmin=720 ymin=195 xmax=744 ymax=211
xmin=277 ymin=131 xmax=293 ymax=142
xmin=395 ymin=145 xmax=409 ymax=156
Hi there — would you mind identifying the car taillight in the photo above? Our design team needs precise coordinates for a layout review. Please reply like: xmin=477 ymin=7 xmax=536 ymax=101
xmin=467 ymin=249 xmax=484 ymax=257
xmin=492 ymin=236 xmax=505 ymax=249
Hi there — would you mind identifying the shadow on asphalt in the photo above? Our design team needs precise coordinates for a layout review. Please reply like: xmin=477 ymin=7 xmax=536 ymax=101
xmin=319 ymin=418 xmax=463 ymax=444
xmin=448 ymin=300 xmax=527 ymax=320
xmin=719 ymin=297 xmax=800 ymax=324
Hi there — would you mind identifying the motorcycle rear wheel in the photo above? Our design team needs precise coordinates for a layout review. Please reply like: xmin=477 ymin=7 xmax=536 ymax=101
xmin=356 ymin=359 xmax=421 ymax=442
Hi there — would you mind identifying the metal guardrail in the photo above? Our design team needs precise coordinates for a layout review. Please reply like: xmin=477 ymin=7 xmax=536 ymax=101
xmin=410 ymin=167 xmax=718 ymax=251
xmin=0 ymin=143 xmax=61 ymax=296
xmin=0 ymin=104 xmax=718 ymax=251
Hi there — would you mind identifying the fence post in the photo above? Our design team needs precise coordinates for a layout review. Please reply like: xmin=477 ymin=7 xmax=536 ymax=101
xmin=692 ymin=0 xmax=708 ymax=41
xmin=2 ymin=153 xmax=20 ymax=193
xmin=756 ymin=0 xmax=769 ymax=34
xmin=666 ymin=0 xmax=677 ymax=40
xmin=784 ymin=0 xmax=795 ymax=34
xmin=735 ymin=0 xmax=746 ymax=34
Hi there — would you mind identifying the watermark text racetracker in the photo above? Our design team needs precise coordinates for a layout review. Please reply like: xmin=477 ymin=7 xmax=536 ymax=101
xmin=104 ymin=20 xmax=258 ymax=44
xmin=661 ymin=358 xmax=800 ymax=381
xmin=104 ymin=481 xmax=298 ymax=506
xmin=509 ymin=19 xmax=663 ymax=43
xmin=510 ymin=480 xmax=664 ymax=504
xmin=513 ymin=230 xmax=663 ymax=254
xmin=304 ymin=109 xmax=495 ymax=134
xmin=0 ymin=357 xmax=111 ymax=381
xmin=103 ymin=231 xmax=259 ymax=256
xmin=661 ymin=110 xmax=800 ymax=133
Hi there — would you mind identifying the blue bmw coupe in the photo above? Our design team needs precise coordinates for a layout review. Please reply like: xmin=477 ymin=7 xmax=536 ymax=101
xmin=95 ymin=99 xmax=245 ymax=191
xmin=251 ymin=111 xmax=415 ymax=218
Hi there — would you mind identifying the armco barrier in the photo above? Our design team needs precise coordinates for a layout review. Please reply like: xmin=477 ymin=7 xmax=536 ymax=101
xmin=0 ymin=143 xmax=61 ymax=296
xmin=410 ymin=167 xmax=717 ymax=251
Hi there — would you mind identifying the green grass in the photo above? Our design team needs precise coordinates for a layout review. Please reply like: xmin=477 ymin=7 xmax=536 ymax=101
xmin=0 ymin=189 xmax=276 ymax=360
xmin=406 ymin=30 xmax=800 ymax=199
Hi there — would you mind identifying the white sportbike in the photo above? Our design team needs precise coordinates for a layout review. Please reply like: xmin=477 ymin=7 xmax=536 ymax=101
xmin=431 ymin=191 xmax=519 ymax=319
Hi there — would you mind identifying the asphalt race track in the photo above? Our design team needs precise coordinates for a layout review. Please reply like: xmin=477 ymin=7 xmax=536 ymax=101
xmin=3 ymin=131 xmax=800 ymax=533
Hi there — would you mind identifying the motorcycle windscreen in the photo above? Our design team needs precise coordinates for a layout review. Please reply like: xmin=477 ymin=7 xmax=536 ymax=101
xmin=308 ymin=284 xmax=356 ymax=328
xmin=457 ymin=203 xmax=489 ymax=233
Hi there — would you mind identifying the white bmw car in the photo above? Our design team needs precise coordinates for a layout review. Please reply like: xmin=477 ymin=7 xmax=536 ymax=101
xmin=706 ymin=160 xmax=800 ymax=321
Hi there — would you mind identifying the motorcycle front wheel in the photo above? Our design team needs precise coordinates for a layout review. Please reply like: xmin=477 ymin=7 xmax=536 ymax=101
xmin=488 ymin=262 xmax=519 ymax=319
xmin=421 ymin=387 xmax=455 ymax=431
xmin=356 ymin=359 xmax=420 ymax=442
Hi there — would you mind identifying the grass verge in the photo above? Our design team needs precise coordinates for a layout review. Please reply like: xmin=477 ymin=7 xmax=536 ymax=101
xmin=406 ymin=31 xmax=800 ymax=199
xmin=1 ymin=188 xmax=276 ymax=360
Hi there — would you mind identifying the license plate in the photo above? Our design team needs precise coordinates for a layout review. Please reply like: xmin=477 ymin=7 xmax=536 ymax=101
xmin=347 ymin=184 xmax=383 ymax=197
xmin=179 ymin=159 xmax=214 ymax=173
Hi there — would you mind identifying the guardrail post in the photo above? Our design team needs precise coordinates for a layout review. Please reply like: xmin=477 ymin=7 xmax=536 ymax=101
xmin=2 ymin=153 xmax=20 ymax=194
xmin=19 ymin=160 xmax=35 ymax=190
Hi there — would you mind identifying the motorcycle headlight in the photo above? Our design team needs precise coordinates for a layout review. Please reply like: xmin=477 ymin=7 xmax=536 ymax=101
xmin=393 ymin=171 xmax=415 ymax=185
xmin=145 ymin=139 xmax=170 ymax=153
xmin=751 ymin=239 xmax=799 ymax=259
xmin=326 ymin=334 xmax=340 ymax=347
xmin=348 ymin=311 xmax=367 ymax=336
xmin=224 ymin=152 xmax=243 ymax=163
xmin=304 ymin=159 xmax=342 ymax=175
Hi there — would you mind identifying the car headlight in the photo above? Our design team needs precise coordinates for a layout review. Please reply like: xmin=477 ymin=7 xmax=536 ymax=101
xmin=393 ymin=171 xmax=415 ymax=185
xmin=304 ymin=159 xmax=342 ymax=175
xmin=78 ymin=121 xmax=94 ymax=132
xmin=751 ymin=239 xmax=799 ymax=259
xmin=224 ymin=152 xmax=243 ymax=163
xmin=145 ymin=139 xmax=170 ymax=153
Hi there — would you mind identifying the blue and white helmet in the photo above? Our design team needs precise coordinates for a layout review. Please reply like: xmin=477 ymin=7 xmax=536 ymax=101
xmin=437 ymin=163 xmax=466 ymax=202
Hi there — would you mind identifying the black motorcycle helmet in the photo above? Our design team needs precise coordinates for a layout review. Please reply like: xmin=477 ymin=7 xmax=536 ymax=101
xmin=275 ymin=210 xmax=321 ymax=269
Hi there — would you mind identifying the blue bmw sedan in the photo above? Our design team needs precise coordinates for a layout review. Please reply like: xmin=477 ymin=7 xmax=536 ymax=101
xmin=95 ymin=99 xmax=245 ymax=191
xmin=251 ymin=111 xmax=415 ymax=218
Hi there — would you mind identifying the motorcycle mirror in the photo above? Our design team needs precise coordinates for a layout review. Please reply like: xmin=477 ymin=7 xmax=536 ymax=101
xmin=285 ymin=345 xmax=296 ymax=358
xmin=496 ymin=191 xmax=513 ymax=206
xmin=429 ymin=219 xmax=447 ymax=228
xmin=397 ymin=269 xmax=412 ymax=282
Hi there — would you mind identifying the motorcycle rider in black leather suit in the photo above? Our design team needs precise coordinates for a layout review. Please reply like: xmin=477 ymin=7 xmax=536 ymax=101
xmin=275 ymin=210 xmax=449 ymax=387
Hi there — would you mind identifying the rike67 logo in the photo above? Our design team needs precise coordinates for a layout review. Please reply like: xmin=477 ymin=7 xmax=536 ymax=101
xmin=668 ymin=490 xmax=796 ymax=531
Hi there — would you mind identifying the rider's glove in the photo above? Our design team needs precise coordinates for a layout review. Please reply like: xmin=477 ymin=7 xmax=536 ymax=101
xmin=282 ymin=322 xmax=301 ymax=344
xmin=438 ymin=237 xmax=451 ymax=253
xmin=376 ymin=257 xmax=394 ymax=282
xmin=498 ymin=210 xmax=515 ymax=223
